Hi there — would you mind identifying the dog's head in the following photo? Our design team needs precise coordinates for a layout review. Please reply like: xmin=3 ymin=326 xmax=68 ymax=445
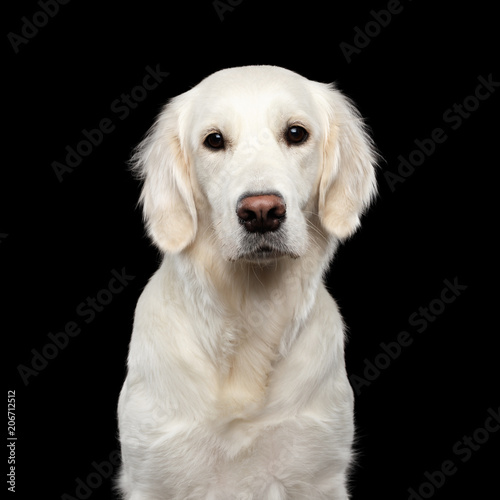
xmin=132 ymin=66 xmax=377 ymax=262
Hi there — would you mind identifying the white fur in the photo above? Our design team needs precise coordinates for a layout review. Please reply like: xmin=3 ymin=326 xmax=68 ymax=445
xmin=117 ymin=65 xmax=377 ymax=499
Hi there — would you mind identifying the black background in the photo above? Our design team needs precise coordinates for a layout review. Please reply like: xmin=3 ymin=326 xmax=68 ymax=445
xmin=4 ymin=1 xmax=498 ymax=499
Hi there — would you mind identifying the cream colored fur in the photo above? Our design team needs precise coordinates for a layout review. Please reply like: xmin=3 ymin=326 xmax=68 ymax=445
xmin=117 ymin=65 xmax=377 ymax=499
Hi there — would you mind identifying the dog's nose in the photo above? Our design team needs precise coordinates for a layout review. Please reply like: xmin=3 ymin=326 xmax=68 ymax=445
xmin=236 ymin=194 xmax=286 ymax=233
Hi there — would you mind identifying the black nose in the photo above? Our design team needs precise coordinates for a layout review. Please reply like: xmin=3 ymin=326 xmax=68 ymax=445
xmin=236 ymin=194 xmax=286 ymax=233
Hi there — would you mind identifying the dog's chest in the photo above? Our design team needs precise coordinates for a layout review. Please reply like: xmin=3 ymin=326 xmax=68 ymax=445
xmin=211 ymin=313 xmax=285 ymax=417
xmin=188 ymin=273 xmax=306 ymax=418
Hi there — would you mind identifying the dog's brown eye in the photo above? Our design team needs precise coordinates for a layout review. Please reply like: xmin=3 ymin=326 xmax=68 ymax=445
xmin=204 ymin=132 xmax=224 ymax=150
xmin=286 ymin=126 xmax=308 ymax=145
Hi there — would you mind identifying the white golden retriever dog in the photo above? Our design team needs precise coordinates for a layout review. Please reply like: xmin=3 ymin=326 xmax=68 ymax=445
xmin=117 ymin=65 xmax=377 ymax=499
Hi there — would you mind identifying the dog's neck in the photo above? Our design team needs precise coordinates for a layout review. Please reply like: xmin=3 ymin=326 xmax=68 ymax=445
xmin=165 ymin=229 xmax=336 ymax=417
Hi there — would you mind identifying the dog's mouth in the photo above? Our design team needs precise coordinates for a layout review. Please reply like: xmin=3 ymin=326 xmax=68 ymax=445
xmin=235 ymin=236 xmax=298 ymax=263
xmin=237 ymin=249 xmax=289 ymax=264
xmin=249 ymin=245 xmax=284 ymax=259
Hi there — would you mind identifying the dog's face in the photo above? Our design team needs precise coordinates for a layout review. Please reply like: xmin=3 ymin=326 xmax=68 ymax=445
xmin=187 ymin=68 xmax=326 ymax=262
xmin=133 ymin=66 xmax=377 ymax=262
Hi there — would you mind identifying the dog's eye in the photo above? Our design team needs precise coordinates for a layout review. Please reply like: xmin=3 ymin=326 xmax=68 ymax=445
xmin=204 ymin=132 xmax=224 ymax=150
xmin=286 ymin=126 xmax=308 ymax=145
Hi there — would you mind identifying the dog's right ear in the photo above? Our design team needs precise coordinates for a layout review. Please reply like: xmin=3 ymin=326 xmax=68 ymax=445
xmin=131 ymin=93 xmax=197 ymax=253
xmin=314 ymin=83 xmax=378 ymax=240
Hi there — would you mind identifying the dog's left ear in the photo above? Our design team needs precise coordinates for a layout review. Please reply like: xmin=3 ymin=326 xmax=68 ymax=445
xmin=315 ymin=83 xmax=378 ymax=239
xmin=130 ymin=92 xmax=198 ymax=253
